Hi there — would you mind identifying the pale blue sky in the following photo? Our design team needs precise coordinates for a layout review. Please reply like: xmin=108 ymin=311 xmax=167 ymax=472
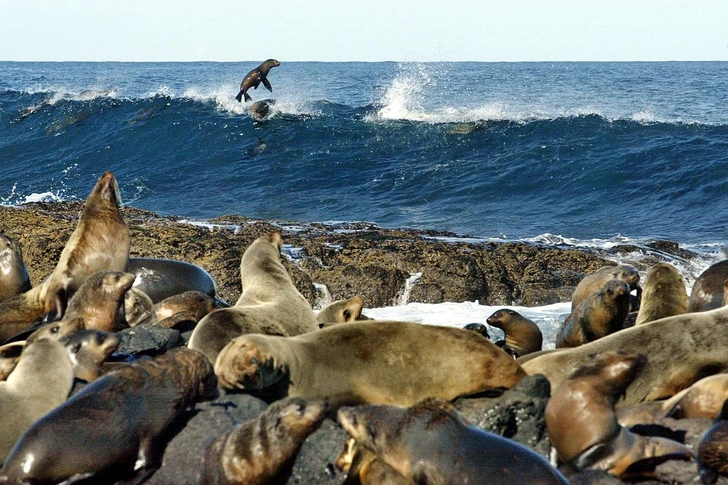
xmin=2 ymin=0 xmax=727 ymax=62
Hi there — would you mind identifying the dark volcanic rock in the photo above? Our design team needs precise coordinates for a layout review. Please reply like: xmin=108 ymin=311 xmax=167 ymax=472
xmin=286 ymin=418 xmax=349 ymax=485
xmin=117 ymin=324 xmax=182 ymax=357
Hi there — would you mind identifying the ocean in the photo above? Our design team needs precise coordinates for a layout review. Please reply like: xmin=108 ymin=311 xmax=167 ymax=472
xmin=2 ymin=61 xmax=727 ymax=346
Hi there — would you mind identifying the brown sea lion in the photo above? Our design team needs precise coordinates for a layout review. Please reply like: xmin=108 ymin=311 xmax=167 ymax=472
xmin=635 ymin=262 xmax=688 ymax=325
xmin=188 ymin=232 xmax=318 ymax=364
xmin=0 ymin=347 xmax=218 ymax=485
xmin=520 ymin=306 xmax=728 ymax=406
xmin=124 ymin=287 xmax=154 ymax=326
xmin=214 ymin=320 xmax=526 ymax=407
xmin=153 ymin=290 xmax=218 ymax=325
xmin=335 ymin=437 xmax=409 ymax=485
xmin=545 ymin=350 xmax=694 ymax=478
xmin=63 ymin=270 xmax=136 ymax=332
xmin=689 ymin=259 xmax=728 ymax=312
xmin=655 ymin=373 xmax=728 ymax=421
xmin=572 ymin=264 xmax=641 ymax=311
xmin=60 ymin=329 xmax=121 ymax=382
xmin=25 ymin=316 xmax=85 ymax=345
xmin=486 ymin=308 xmax=543 ymax=357
xmin=337 ymin=398 xmax=570 ymax=484
xmin=317 ymin=295 xmax=367 ymax=328
xmin=556 ymin=279 xmax=630 ymax=348
xmin=235 ymin=59 xmax=280 ymax=103
xmin=697 ymin=398 xmax=728 ymax=484
xmin=0 ymin=338 xmax=74 ymax=462
xmin=0 ymin=232 xmax=30 ymax=303
xmin=202 ymin=397 xmax=327 ymax=485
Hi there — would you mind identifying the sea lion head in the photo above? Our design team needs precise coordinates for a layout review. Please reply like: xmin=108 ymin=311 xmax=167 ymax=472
xmin=25 ymin=316 xmax=85 ymax=344
xmin=61 ymin=329 xmax=120 ymax=381
xmin=601 ymin=279 xmax=631 ymax=303
xmin=89 ymin=170 xmax=123 ymax=208
xmin=214 ymin=336 xmax=287 ymax=390
xmin=570 ymin=350 xmax=647 ymax=401
xmin=264 ymin=59 xmax=281 ymax=68
xmin=264 ymin=397 xmax=328 ymax=440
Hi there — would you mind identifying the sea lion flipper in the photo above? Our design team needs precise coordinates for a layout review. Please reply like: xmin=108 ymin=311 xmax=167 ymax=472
xmin=244 ymin=92 xmax=253 ymax=102
xmin=262 ymin=77 xmax=273 ymax=92
xmin=235 ymin=90 xmax=245 ymax=103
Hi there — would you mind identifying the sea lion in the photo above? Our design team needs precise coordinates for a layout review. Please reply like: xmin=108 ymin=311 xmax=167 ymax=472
xmin=0 ymin=347 xmax=218 ymax=485
xmin=556 ymin=279 xmax=630 ymax=348
xmin=0 ymin=341 xmax=23 ymax=380
xmin=124 ymin=287 xmax=155 ymax=326
xmin=24 ymin=316 xmax=85 ymax=345
xmin=463 ymin=322 xmax=490 ymax=339
xmin=202 ymin=397 xmax=327 ymax=485
xmin=486 ymin=309 xmax=543 ymax=357
xmin=688 ymin=259 xmax=728 ymax=312
xmin=248 ymin=99 xmax=275 ymax=121
xmin=235 ymin=59 xmax=280 ymax=103
xmin=545 ymin=350 xmax=694 ymax=478
xmin=63 ymin=270 xmax=136 ymax=332
xmin=337 ymin=398 xmax=570 ymax=484
xmin=0 ymin=232 xmax=30 ymax=303
xmin=214 ymin=320 xmax=526 ymax=407
xmin=188 ymin=232 xmax=318 ymax=364
xmin=0 ymin=338 xmax=74 ymax=462
xmin=127 ymin=257 xmax=217 ymax=304
xmin=317 ymin=295 xmax=366 ymax=328
xmin=335 ymin=437 xmax=409 ymax=485
xmin=572 ymin=264 xmax=641 ymax=311
xmin=520 ymin=306 xmax=728 ymax=406
xmin=60 ymin=329 xmax=121 ymax=382
xmin=635 ymin=262 xmax=688 ymax=325
xmin=697 ymin=398 xmax=728 ymax=484
xmin=153 ymin=290 xmax=218 ymax=324
xmin=654 ymin=373 xmax=728 ymax=421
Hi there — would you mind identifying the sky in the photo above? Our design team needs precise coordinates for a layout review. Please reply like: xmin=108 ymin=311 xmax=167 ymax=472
xmin=1 ymin=0 xmax=727 ymax=62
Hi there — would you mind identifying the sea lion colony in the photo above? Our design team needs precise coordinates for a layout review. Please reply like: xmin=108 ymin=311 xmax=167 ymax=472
xmin=0 ymin=172 xmax=726 ymax=484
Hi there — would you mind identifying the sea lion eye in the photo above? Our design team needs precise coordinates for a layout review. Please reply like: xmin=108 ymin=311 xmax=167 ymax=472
xmin=343 ymin=310 xmax=351 ymax=320
xmin=50 ymin=325 xmax=60 ymax=334
xmin=296 ymin=403 xmax=306 ymax=416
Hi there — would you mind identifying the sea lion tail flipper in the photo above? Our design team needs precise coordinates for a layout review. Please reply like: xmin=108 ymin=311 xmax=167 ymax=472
xmin=235 ymin=90 xmax=244 ymax=103
xmin=244 ymin=92 xmax=253 ymax=102
xmin=262 ymin=78 xmax=273 ymax=92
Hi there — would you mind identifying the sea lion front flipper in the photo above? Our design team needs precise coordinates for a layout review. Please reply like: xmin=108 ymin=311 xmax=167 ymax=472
xmin=262 ymin=77 xmax=273 ymax=92
xmin=609 ymin=431 xmax=694 ymax=478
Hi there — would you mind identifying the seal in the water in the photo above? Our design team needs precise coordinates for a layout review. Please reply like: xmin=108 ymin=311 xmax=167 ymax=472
xmin=0 ymin=347 xmax=218 ymax=484
xmin=572 ymin=264 xmax=641 ymax=311
xmin=520 ymin=306 xmax=728 ymax=405
xmin=214 ymin=320 xmax=526 ymax=407
xmin=235 ymin=59 xmax=280 ymax=103
xmin=486 ymin=308 xmax=542 ymax=357
xmin=60 ymin=329 xmax=121 ymax=382
xmin=247 ymin=99 xmax=275 ymax=121
xmin=63 ymin=270 xmax=136 ymax=332
xmin=635 ymin=262 xmax=688 ymax=325
xmin=0 ymin=232 xmax=30 ymax=303
xmin=0 ymin=338 xmax=74 ymax=462
xmin=697 ymin=398 xmax=728 ymax=484
xmin=202 ymin=397 xmax=327 ymax=485
xmin=317 ymin=295 xmax=367 ymax=328
xmin=545 ymin=350 xmax=694 ymax=478
xmin=127 ymin=257 xmax=217 ymax=303
xmin=188 ymin=232 xmax=318 ymax=364
xmin=556 ymin=279 xmax=630 ymax=348
xmin=337 ymin=398 xmax=570 ymax=484
xmin=688 ymin=259 xmax=728 ymax=312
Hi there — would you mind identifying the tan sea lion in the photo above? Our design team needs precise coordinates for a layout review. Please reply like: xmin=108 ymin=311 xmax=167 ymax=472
xmin=556 ymin=279 xmax=630 ymax=348
xmin=317 ymin=295 xmax=366 ymax=328
xmin=635 ymin=262 xmax=688 ymax=325
xmin=335 ymin=437 xmax=409 ymax=485
xmin=60 ymin=329 xmax=121 ymax=382
xmin=655 ymin=373 xmax=728 ymax=421
xmin=153 ymin=290 xmax=218 ymax=324
xmin=63 ymin=270 xmax=136 ymax=332
xmin=214 ymin=320 xmax=526 ymax=407
xmin=572 ymin=264 xmax=641 ymax=311
xmin=337 ymin=398 xmax=570 ymax=484
xmin=0 ymin=338 xmax=74 ymax=462
xmin=25 ymin=316 xmax=85 ymax=345
xmin=0 ymin=347 xmax=218 ymax=484
xmin=188 ymin=232 xmax=318 ymax=364
xmin=688 ymin=259 xmax=728 ymax=312
xmin=235 ymin=59 xmax=281 ymax=103
xmin=697 ymin=398 xmax=728 ymax=484
xmin=486 ymin=308 xmax=543 ymax=357
xmin=0 ymin=232 xmax=30 ymax=303
xmin=202 ymin=397 xmax=327 ymax=485
xmin=520 ymin=306 xmax=728 ymax=405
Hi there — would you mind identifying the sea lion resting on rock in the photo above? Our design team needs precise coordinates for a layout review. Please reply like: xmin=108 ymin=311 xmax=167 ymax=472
xmin=188 ymin=232 xmax=318 ymax=364
xmin=635 ymin=262 xmax=688 ymax=325
xmin=486 ymin=308 xmax=542 ymax=357
xmin=0 ymin=347 xmax=218 ymax=485
xmin=521 ymin=306 xmax=728 ymax=405
xmin=697 ymin=398 xmax=728 ymax=484
xmin=688 ymin=259 xmax=728 ymax=313
xmin=214 ymin=320 xmax=526 ymax=407
xmin=337 ymin=398 xmax=570 ymax=485
xmin=317 ymin=295 xmax=367 ymax=328
xmin=0 ymin=232 xmax=30 ymax=303
xmin=572 ymin=264 xmax=641 ymax=311
xmin=202 ymin=397 xmax=327 ymax=485
xmin=127 ymin=257 xmax=217 ymax=304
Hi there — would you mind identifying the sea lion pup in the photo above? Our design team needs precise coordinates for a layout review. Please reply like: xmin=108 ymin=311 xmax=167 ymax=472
xmin=520 ymin=306 xmax=728 ymax=406
xmin=124 ymin=287 xmax=155 ymax=326
xmin=63 ymin=270 xmax=136 ymax=332
xmin=572 ymin=264 xmax=641 ymax=311
xmin=0 ymin=347 xmax=218 ymax=485
xmin=556 ymin=279 xmax=630 ymax=348
xmin=635 ymin=262 xmax=688 ymax=325
xmin=337 ymin=398 xmax=570 ymax=485
xmin=688 ymin=259 xmax=728 ymax=312
xmin=697 ymin=398 xmax=728 ymax=484
xmin=202 ymin=397 xmax=327 ymax=485
xmin=546 ymin=350 xmax=694 ymax=478
xmin=335 ymin=437 xmax=409 ymax=485
xmin=0 ymin=338 xmax=74 ymax=463
xmin=188 ymin=232 xmax=318 ymax=364
xmin=486 ymin=308 xmax=543 ymax=357
xmin=0 ymin=232 xmax=30 ymax=303
xmin=60 ymin=329 xmax=121 ymax=382
xmin=214 ymin=320 xmax=526 ymax=407
xmin=235 ymin=59 xmax=280 ymax=103
xmin=317 ymin=295 xmax=367 ymax=328
xmin=0 ymin=341 xmax=23 ymax=380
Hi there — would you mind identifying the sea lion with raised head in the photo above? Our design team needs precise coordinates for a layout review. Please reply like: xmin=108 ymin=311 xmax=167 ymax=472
xmin=635 ymin=262 xmax=688 ymax=325
xmin=337 ymin=398 xmax=570 ymax=485
xmin=689 ymin=259 xmax=728 ymax=312
xmin=0 ymin=232 xmax=30 ymax=303
xmin=545 ymin=350 xmax=694 ymax=478
xmin=202 ymin=397 xmax=327 ymax=485
xmin=572 ymin=264 xmax=641 ymax=311
xmin=60 ymin=329 xmax=121 ymax=382
xmin=188 ymin=232 xmax=318 ymax=364
xmin=317 ymin=295 xmax=367 ymax=328
xmin=235 ymin=59 xmax=280 ymax=103
xmin=214 ymin=320 xmax=526 ymax=407
xmin=63 ymin=270 xmax=136 ymax=332
xmin=486 ymin=308 xmax=543 ymax=357
xmin=0 ymin=347 xmax=218 ymax=485
xmin=697 ymin=398 xmax=728 ymax=484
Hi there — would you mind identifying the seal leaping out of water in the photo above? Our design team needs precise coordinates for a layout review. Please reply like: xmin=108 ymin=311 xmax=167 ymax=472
xmin=235 ymin=59 xmax=280 ymax=103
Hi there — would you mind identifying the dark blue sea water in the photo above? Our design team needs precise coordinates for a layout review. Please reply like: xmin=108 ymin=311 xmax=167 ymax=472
xmin=1 ymin=61 xmax=727 ymax=249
